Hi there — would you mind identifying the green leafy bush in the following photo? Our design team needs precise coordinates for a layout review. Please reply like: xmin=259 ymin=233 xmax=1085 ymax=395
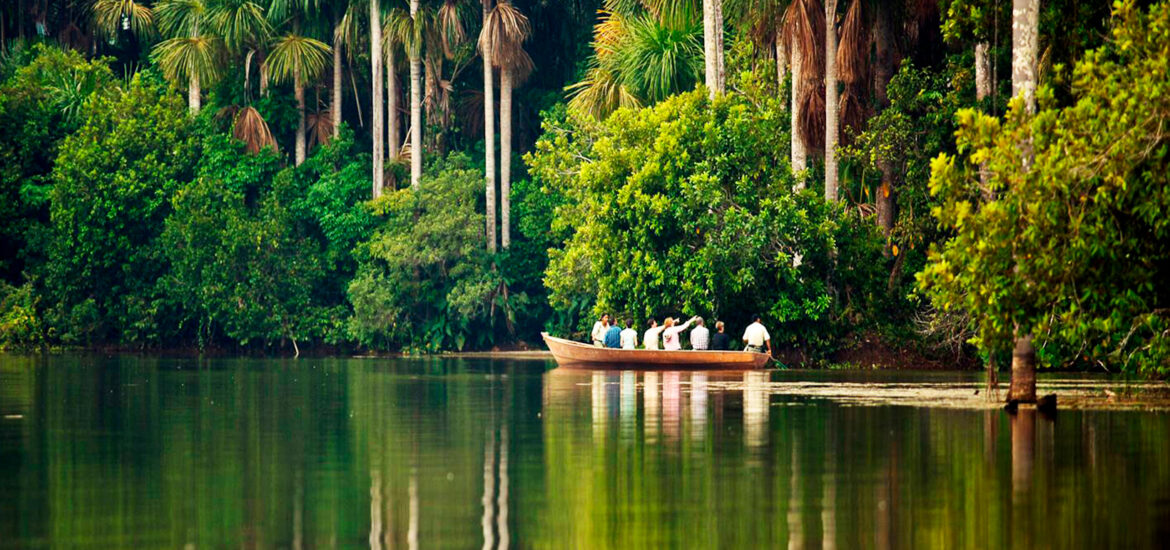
xmin=349 ymin=153 xmax=503 ymax=352
xmin=527 ymin=90 xmax=888 ymax=354
xmin=39 ymin=71 xmax=200 ymax=345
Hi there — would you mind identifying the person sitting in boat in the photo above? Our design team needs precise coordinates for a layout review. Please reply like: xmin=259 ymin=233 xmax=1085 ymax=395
xmin=710 ymin=321 xmax=730 ymax=350
xmin=742 ymin=314 xmax=772 ymax=355
xmin=643 ymin=318 xmax=664 ymax=350
xmin=591 ymin=313 xmax=610 ymax=347
xmin=690 ymin=317 xmax=710 ymax=350
xmin=603 ymin=316 xmax=622 ymax=348
xmin=662 ymin=316 xmax=698 ymax=351
xmin=620 ymin=319 xmax=638 ymax=349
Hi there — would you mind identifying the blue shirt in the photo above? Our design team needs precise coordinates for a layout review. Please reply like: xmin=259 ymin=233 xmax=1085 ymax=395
xmin=604 ymin=325 xmax=622 ymax=348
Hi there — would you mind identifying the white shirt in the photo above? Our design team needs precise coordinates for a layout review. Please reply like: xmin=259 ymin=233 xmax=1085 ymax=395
xmin=591 ymin=321 xmax=606 ymax=343
xmin=643 ymin=325 xmax=665 ymax=350
xmin=662 ymin=318 xmax=696 ymax=351
xmin=620 ymin=328 xmax=638 ymax=349
xmin=742 ymin=322 xmax=771 ymax=347
xmin=690 ymin=325 xmax=710 ymax=350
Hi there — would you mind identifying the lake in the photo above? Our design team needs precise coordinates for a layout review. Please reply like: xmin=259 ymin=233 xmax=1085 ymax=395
xmin=1 ymin=354 xmax=1168 ymax=549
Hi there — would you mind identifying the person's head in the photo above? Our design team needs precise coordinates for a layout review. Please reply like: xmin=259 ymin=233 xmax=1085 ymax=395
xmin=601 ymin=313 xmax=610 ymax=324
xmin=716 ymin=321 xmax=725 ymax=333
xmin=695 ymin=317 xmax=704 ymax=327
xmin=664 ymin=317 xmax=675 ymax=328
xmin=625 ymin=318 xmax=633 ymax=329
xmin=647 ymin=318 xmax=657 ymax=328
xmin=752 ymin=313 xmax=762 ymax=323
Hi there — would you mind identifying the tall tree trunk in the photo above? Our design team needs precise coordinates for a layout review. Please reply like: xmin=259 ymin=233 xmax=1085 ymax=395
xmin=790 ymin=44 xmax=807 ymax=182
xmin=410 ymin=0 xmax=423 ymax=190
xmin=371 ymin=0 xmax=384 ymax=196
xmin=874 ymin=3 xmax=896 ymax=234
xmin=976 ymin=41 xmax=995 ymax=390
xmin=775 ymin=38 xmax=787 ymax=97
xmin=482 ymin=0 xmax=497 ymax=252
xmin=188 ymin=72 xmax=200 ymax=114
xmin=1008 ymin=0 xmax=1039 ymax=403
xmin=332 ymin=16 xmax=343 ymax=139
xmin=702 ymin=0 xmax=724 ymax=98
xmin=824 ymin=0 xmax=839 ymax=202
xmin=388 ymin=45 xmax=400 ymax=159
xmin=500 ymin=68 xmax=513 ymax=249
xmin=295 ymin=69 xmax=306 ymax=165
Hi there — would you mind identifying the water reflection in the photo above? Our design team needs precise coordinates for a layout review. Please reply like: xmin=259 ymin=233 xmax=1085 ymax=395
xmin=2 ymin=356 xmax=1170 ymax=549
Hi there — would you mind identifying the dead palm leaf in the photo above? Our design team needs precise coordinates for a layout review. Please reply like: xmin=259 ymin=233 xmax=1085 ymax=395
xmin=836 ymin=0 xmax=866 ymax=86
xmin=233 ymin=105 xmax=278 ymax=154
xmin=798 ymin=82 xmax=825 ymax=151
xmin=308 ymin=109 xmax=333 ymax=148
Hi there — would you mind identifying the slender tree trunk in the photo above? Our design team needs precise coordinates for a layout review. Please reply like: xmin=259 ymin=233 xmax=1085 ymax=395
xmin=260 ymin=54 xmax=269 ymax=97
xmin=371 ymin=0 xmax=384 ymax=196
xmin=702 ymin=0 xmax=724 ymax=98
xmin=874 ymin=3 xmax=896 ymax=234
xmin=824 ymin=0 xmax=839 ymax=202
xmin=410 ymin=0 xmax=423 ymax=189
xmin=295 ymin=69 xmax=306 ymax=165
xmin=388 ymin=44 xmax=400 ymax=159
xmin=975 ymin=42 xmax=992 ymax=102
xmin=482 ymin=0 xmax=497 ymax=252
xmin=975 ymin=41 xmax=996 ymax=390
xmin=790 ymin=44 xmax=806 ymax=180
xmin=500 ymin=68 xmax=512 ymax=249
xmin=332 ymin=16 xmax=343 ymax=139
xmin=775 ymin=38 xmax=787 ymax=98
xmin=1008 ymin=0 xmax=1039 ymax=403
xmin=188 ymin=72 xmax=200 ymax=114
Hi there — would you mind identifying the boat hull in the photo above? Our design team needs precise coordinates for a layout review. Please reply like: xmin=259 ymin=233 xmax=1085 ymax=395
xmin=541 ymin=332 xmax=771 ymax=370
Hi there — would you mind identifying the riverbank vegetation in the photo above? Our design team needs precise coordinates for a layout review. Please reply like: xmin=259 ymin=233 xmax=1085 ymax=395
xmin=0 ymin=1 xmax=1166 ymax=377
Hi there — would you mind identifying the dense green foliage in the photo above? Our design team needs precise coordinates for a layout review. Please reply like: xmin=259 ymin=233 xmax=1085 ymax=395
xmin=528 ymin=91 xmax=889 ymax=354
xmin=349 ymin=154 xmax=513 ymax=352
xmin=920 ymin=1 xmax=1170 ymax=375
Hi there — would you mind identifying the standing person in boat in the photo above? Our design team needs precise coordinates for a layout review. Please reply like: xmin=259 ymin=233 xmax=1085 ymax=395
xmin=742 ymin=314 xmax=772 ymax=355
xmin=603 ymin=315 xmax=622 ymax=348
xmin=662 ymin=316 xmax=699 ymax=351
xmin=620 ymin=319 xmax=638 ymax=349
xmin=643 ymin=318 xmax=665 ymax=350
xmin=710 ymin=321 xmax=730 ymax=350
xmin=591 ymin=313 xmax=610 ymax=347
xmin=690 ymin=317 xmax=710 ymax=350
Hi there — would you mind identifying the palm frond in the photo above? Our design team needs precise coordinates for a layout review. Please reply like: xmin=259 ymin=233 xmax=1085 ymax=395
xmin=233 ymin=105 xmax=278 ymax=154
xmin=797 ymin=82 xmax=825 ymax=151
xmin=267 ymin=33 xmax=332 ymax=84
xmin=437 ymin=0 xmax=470 ymax=59
xmin=92 ymin=0 xmax=154 ymax=40
xmin=151 ymin=34 xmax=224 ymax=85
xmin=567 ymin=66 xmax=641 ymax=119
xmin=616 ymin=12 xmax=702 ymax=102
xmin=308 ymin=109 xmax=333 ymax=148
xmin=207 ymin=0 xmax=271 ymax=52
xmin=155 ymin=0 xmax=206 ymax=37
xmin=838 ymin=85 xmax=866 ymax=143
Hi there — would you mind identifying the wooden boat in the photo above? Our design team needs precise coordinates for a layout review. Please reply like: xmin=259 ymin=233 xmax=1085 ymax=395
xmin=541 ymin=332 xmax=771 ymax=370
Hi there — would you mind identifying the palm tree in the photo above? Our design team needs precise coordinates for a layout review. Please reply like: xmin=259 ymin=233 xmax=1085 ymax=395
xmin=726 ymin=0 xmax=788 ymax=93
xmin=267 ymin=33 xmax=331 ymax=165
xmin=207 ymin=0 xmax=272 ymax=97
xmin=152 ymin=0 xmax=221 ymax=113
xmin=409 ymin=0 xmax=423 ymax=189
xmin=479 ymin=0 xmax=497 ymax=250
xmin=385 ymin=8 xmax=413 ymax=162
xmin=702 ymin=0 xmax=724 ymax=97
xmin=568 ymin=2 xmax=702 ymax=119
xmin=1008 ymin=0 xmax=1039 ymax=404
xmin=92 ymin=0 xmax=154 ymax=42
xmin=823 ymin=0 xmax=838 ymax=202
xmin=371 ymin=0 xmax=385 ymax=195
xmin=482 ymin=0 xmax=531 ymax=249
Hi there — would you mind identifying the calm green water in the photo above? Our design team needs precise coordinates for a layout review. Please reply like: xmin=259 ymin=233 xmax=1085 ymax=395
xmin=1 ymin=354 xmax=1168 ymax=549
